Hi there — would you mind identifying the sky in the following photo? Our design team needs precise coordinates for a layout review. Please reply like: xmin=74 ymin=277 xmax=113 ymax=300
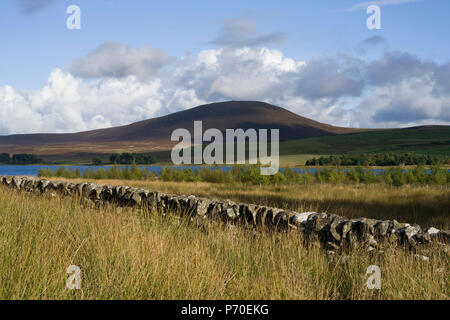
xmin=0 ymin=0 xmax=449 ymax=134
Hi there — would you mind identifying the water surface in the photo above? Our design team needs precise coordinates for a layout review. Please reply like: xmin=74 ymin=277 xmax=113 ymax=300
xmin=0 ymin=165 xmax=441 ymax=177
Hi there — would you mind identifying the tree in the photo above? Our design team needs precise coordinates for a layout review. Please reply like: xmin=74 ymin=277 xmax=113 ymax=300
xmin=109 ymin=152 xmax=155 ymax=165
xmin=0 ymin=153 xmax=10 ymax=163
xmin=11 ymin=154 xmax=42 ymax=164
xmin=109 ymin=153 xmax=120 ymax=164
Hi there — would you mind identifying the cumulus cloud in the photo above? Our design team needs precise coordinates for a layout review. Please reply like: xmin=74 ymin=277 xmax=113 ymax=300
xmin=367 ymin=52 xmax=434 ymax=85
xmin=70 ymin=42 xmax=172 ymax=80
xmin=17 ymin=0 xmax=55 ymax=15
xmin=1 ymin=43 xmax=450 ymax=135
xmin=0 ymin=69 xmax=170 ymax=134
xmin=173 ymin=48 xmax=303 ymax=101
xmin=210 ymin=18 xmax=286 ymax=48
xmin=352 ymin=52 xmax=450 ymax=127
xmin=357 ymin=76 xmax=450 ymax=127
xmin=295 ymin=58 xmax=365 ymax=100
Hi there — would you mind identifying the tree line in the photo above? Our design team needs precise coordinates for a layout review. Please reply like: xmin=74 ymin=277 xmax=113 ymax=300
xmin=0 ymin=153 xmax=43 ymax=164
xmin=0 ymin=152 xmax=156 ymax=165
xmin=305 ymin=153 xmax=450 ymax=166
xmin=109 ymin=153 xmax=155 ymax=165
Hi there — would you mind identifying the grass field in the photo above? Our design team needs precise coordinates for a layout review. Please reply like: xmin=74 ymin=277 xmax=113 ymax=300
xmin=0 ymin=185 xmax=448 ymax=299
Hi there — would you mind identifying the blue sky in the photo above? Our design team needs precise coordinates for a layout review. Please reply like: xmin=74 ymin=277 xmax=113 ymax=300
xmin=0 ymin=0 xmax=449 ymax=134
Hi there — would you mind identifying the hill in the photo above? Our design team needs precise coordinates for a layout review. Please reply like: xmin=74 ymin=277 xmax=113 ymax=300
xmin=0 ymin=101 xmax=448 ymax=165
xmin=0 ymin=101 xmax=358 ymax=161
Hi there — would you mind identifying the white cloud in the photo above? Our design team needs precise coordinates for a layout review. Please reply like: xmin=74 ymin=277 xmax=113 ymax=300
xmin=0 ymin=85 xmax=44 ymax=134
xmin=295 ymin=58 xmax=364 ymax=100
xmin=354 ymin=76 xmax=449 ymax=127
xmin=1 ymin=44 xmax=450 ymax=135
xmin=0 ymin=69 xmax=169 ymax=134
xmin=172 ymin=47 xmax=304 ymax=101
xmin=70 ymin=42 xmax=172 ymax=80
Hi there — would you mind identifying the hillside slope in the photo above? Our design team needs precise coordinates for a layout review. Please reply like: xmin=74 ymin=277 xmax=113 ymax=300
xmin=280 ymin=126 xmax=450 ymax=156
xmin=0 ymin=101 xmax=357 ymax=157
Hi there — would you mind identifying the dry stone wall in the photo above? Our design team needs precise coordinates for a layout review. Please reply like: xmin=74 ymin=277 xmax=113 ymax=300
xmin=1 ymin=176 xmax=448 ymax=252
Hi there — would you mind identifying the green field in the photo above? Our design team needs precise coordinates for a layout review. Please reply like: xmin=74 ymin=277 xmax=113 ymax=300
xmin=280 ymin=126 xmax=450 ymax=157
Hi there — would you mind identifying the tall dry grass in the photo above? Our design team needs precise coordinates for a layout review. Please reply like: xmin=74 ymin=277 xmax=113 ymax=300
xmin=50 ymin=178 xmax=449 ymax=229
xmin=0 ymin=185 xmax=448 ymax=299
